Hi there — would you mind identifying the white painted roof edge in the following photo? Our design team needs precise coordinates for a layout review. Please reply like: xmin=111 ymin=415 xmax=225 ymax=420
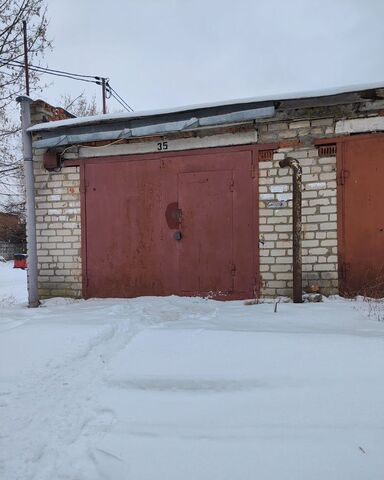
xmin=28 ymin=81 xmax=384 ymax=133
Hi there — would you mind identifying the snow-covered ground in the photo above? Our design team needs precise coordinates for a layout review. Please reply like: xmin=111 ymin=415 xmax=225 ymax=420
xmin=0 ymin=261 xmax=384 ymax=480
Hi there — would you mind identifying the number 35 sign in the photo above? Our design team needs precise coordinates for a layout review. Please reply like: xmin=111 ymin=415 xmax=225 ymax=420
xmin=157 ymin=141 xmax=168 ymax=151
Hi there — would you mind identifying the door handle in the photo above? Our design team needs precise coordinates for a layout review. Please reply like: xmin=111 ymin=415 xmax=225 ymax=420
xmin=173 ymin=231 xmax=182 ymax=241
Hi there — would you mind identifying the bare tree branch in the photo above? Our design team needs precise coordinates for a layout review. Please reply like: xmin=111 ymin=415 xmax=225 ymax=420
xmin=0 ymin=0 xmax=49 ymax=211
xmin=60 ymin=92 xmax=99 ymax=117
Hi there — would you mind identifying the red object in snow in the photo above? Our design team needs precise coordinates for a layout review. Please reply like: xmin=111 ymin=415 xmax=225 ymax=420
xmin=14 ymin=254 xmax=27 ymax=269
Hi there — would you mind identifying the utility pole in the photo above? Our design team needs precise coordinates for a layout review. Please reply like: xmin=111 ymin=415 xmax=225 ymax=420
xmin=22 ymin=20 xmax=30 ymax=96
xmin=16 ymin=96 xmax=39 ymax=307
xmin=95 ymin=76 xmax=108 ymax=113
xmin=101 ymin=77 xmax=107 ymax=114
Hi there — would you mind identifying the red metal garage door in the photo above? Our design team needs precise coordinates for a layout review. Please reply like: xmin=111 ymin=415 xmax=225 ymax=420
xmin=338 ymin=135 xmax=384 ymax=296
xmin=81 ymin=146 xmax=259 ymax=299
xmin=178 ymin=170 xmax=234 ymax=294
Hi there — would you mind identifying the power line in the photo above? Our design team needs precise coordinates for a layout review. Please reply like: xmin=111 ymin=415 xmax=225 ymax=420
xmin=107 ymin=86 xmax=132 ymax=112
xmin=0 ymin=57 xmax=134 ymax=112
xmin=1 ymin=57 xmax=97 ymax=79
xmin=107 ymin=83 xmax=134 ymax=112
xmin=108 ymin=90 xmax=130 ymax=112
xmin=2 ymin=59 xmax=100 ymax=85
xmin=109 ymin=85 xmax=134 ymax=112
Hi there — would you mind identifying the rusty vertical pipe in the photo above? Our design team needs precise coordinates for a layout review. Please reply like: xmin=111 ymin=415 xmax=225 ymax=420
xmin=279 ymin=157 xmax=303 ymax=303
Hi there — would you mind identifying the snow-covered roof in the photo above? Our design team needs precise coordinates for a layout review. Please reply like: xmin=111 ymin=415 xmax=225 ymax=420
xmin=28 ymin=81 xmax=384 ymax=133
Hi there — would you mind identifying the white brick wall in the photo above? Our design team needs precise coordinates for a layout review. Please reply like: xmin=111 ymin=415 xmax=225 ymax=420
xmin=258 ymin=119 xmax=338 ymax=297
xmin=33 ymin=151 xmax=82 ymax=298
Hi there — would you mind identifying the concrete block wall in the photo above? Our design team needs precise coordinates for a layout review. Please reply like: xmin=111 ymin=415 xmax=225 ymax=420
xmin=33 ymin=151 xmax=82 ymax=298
xmin=258 ymin=119 xmax=338 ymax=297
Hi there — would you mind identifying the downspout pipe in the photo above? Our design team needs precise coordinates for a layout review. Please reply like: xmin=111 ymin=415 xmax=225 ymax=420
xmin=16 ymin=96 xmax=39 ymax=307
xmin=279 ymin=157 xmax=303 ymax=303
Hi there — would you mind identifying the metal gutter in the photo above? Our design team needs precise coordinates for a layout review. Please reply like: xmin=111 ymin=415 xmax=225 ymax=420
xmin=32 ymin=106 xmax=275 ymax=149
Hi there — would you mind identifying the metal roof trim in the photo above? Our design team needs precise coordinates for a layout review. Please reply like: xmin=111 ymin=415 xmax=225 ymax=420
xmin=32 ymin=107 xmax=274 ymax=149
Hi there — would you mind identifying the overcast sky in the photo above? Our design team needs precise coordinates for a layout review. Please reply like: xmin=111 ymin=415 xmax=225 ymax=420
xmin=41 ymin=0 xmax=384 ymax=114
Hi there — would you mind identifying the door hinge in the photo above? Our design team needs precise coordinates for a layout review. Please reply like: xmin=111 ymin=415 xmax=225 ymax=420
xmin=230 ymin=263 xmax=236 ymax=276
xmin=339 ymin=262 xmax=350 ymax=280
xmin=229 ymin=179 xmax=235 ymax=192
xmin=337 ymin=169 xmax=349 ymax=186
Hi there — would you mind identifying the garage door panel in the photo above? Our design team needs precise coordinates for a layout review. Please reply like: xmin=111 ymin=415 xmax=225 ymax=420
xmin=232 ymin=166 xmax=257 ymax=294
xmin=85 ymin=160 xmax=168 ymax=297
xmin=166 ymin=149 xmax=256 ymax=296
xmin=340 ymin=136 xmax=384 ymax=296
xmin=178 ymin=170 xmax=234 ymax=294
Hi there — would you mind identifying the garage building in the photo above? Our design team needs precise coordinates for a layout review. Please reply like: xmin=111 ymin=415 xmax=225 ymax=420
xmin=28 ymin=86 xmax=384 ymax=299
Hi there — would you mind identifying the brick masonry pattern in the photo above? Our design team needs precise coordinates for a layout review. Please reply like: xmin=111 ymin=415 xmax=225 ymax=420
xmin=257 ymin=119 xmax=337 ymax=297
xmin=34 ymin=153 xmax=82 ymax=298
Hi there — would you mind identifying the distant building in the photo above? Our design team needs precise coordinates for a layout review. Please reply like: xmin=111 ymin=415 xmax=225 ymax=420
xmin=28 ymin=86 xmax=384 ymax=299
xmin=0 ymin=212 xmax=25 ymax=260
